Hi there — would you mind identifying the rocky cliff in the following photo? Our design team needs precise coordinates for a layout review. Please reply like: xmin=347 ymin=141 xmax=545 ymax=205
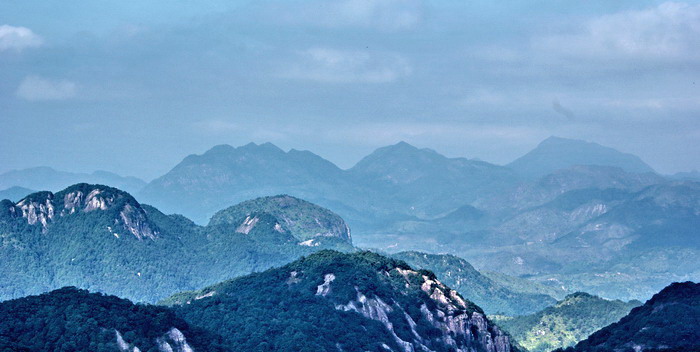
xmin=166 ymin=250 xmax=519 ymax=352
xmin=7 ymin=183 xmax=157 ymax=239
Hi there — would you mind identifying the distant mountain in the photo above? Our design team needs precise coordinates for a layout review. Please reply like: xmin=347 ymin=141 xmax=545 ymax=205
xmin=465 ymin=182 xmax=700 ymax=300
xmin=507 ymin=137 xmax=655 ymax=179
xmin=481 ymin=270 xmax=568 ymax=300
xmin=557 ymin=282 xmax=700 ymax=352
xmin=140 ymin=143 xmax=352 ymax=224
xmin=209 ymin=194 xmax=352 ymax=244
xmin=360 ymin=182 xmax=698 ymax=290
xmin=140 ymin=141 xmax=519 ymax=227
xmin=554 ymin=182 xmax=700 ymax=251
xmin=392 ymin=251 xmax=557 ymax=316
xmin=0 ymin=184 xmax=352 ymax=303
xmin=494 ymin=292 xmax=641 ymax=352
xmin=482 ymin=165 xmax=665 ymax=213
xmin=349 ymin=141 xmax=519 ymax=218
xmin=119 ymin=141 xmax=695 ymax=303
xmin=0 ymin=287 xmax=221 ymax=352
xmin=670 ymin=170 xmax=700 ymax=181
xmin=0 ymin=167 xmax=146 ymax=194
xmin=0 ymin=186 xmax=34 ymax=202
xmin=165 ymin=250 xmax=519 ymax=352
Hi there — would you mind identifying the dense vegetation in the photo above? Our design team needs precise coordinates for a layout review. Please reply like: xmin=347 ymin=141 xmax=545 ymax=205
xmin=0 ymin=184 xmax=353 ymax=303
xmin=493 ymin=292 xmax=641 ymax=352
xmin=209 ymin=194 xmax=352 ymax=242
xmin=0 ymin=251 xmax=519 ymax=352
xmin=0 ymin=287 xmax=222 ymax=352
xmin=136 ymin=140 xmax=699 ymax=303
xmin=392 ymin=251 xmax=557 ymax=315
xmin=166 ymin=250 xmax=515 ymax=352
xmin=555 ymin=282 xmax=700 ymax=352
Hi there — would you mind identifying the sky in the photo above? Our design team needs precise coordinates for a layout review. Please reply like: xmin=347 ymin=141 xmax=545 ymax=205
xmin=1 ymin=0 xmax=699 ymax=180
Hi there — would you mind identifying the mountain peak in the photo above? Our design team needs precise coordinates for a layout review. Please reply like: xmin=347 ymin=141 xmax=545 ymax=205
xmin=165 ymin=250 xmax=516 ymax=352
xmin=350 ymin=142 xmax=445 ymax=174
xmin=393 ymin=140 xmax=418 ymax=149
xmin=208 ymin=194 xmax=352 ymax=244
xmin=508 ymin=137 xmax=655 ymax=178
xmin=203 ymin=144 xmax=236 ymax=155
xmin=5 ymin=183 xmax=157 ymax=240
xmin=565 ymin=282 xmax=700 ymax=352
xmin=539 ymin=136 xmax=589 ymax=147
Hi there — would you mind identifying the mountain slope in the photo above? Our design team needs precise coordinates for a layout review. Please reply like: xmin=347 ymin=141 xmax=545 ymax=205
xmin=0 ymin=184 xmax=353 ymax=303
xmin=0 ymin=186 xmax=34 ymax=202
xmin=461 ymin=182 xmax=700 ymax=300
xmin=482 ymin=165 xmax=665 ymax=214
xmin=494 ymin=292 xmax=641 ymax=352
xmin=349 ymin=141 xmax=519 ymax=218
xmin=0 ymin=287 xmax=221 ymax=352
xmin=392 ymin=251 xmax=557 ymax=315
xmin=507 ymin=137 xmax=655 ymax=179
xmin=140 ymin=143 xmax=351 ymax=224
xmin=209 ymin=194 xmax=351 ymax=244
xmin=557 ymin=282 xmax=700 ymax=352
xmin=0 ymin=183 xmax=195 ymax=301
xmin=166 ymin=250 xmax=519 ymax=352
xmin=0 ymin=167 xmax=146 ymax=194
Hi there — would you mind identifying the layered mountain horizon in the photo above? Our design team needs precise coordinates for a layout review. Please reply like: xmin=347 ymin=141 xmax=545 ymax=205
xmin=1 ymin=136 xmax=697 ymax=304
xmin=0 ymin=176 xmax=697 ymax=351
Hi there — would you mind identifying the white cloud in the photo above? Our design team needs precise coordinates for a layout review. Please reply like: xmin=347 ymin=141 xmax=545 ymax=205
xmin=282 ymin=48 xmax=412 ymax=83
xmin=274 ymin=0 xmax=424 ymax=31
xmin=16 ymin=76 xmax=77 ymax=101
xmin=0 ymin=25 xmax=42 ymax=52
xmin=536 ymin=2 xmax=700 ymax=62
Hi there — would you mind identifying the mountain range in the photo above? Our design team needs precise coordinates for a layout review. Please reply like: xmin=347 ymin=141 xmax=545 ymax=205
xmin=0 ymin=184 xmax=353 ymax=302
xmin=0 ymin=165 xmax=696 ymax=351
xmin=1 ymin=252 xmax=695 ymax=352
xmin=0 ymin=251 xmax=521 ymax=352
xmin=2 ymin=136 xmax=698 ymax=302
xmin=0 ymin=183 xmax=570 ymax=318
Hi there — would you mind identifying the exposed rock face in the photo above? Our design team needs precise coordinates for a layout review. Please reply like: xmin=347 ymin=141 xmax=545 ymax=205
xmin=166 ymin=251 xmax=518 ymax=352
xmin=235 ymin=215 xmax=260 ymax=234
xmin=209 ymin=195 xmax=352 ymax=243
xmin=17 ymin=193 xmax=55 ymax=228
xmin=116 ymin=327 xmax=194 ymax=352
xmin=315 ymin=273 xmax=335 ymax=296
xmin=335 ymin=268 xmax=514 ymax=352
xmin=6 ymin=184 xmax=157 ymax=240
xmin=156 ymin=328 xmax=195 ymax=352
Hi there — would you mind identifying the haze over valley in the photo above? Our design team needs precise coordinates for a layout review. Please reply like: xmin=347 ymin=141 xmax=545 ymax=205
xmin=1 ymin=1 xmax=699 ymax=351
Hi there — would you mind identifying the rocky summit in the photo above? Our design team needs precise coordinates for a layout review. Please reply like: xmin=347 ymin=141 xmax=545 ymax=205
xmin=165 ymin=250 xmax=519 ymax=352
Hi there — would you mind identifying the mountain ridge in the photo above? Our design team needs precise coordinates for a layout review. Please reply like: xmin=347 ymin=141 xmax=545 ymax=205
xmin=166 ymin=250 xmax=519 ymax=352
xmin=507 ymin=137 xmax=656 ymax=179
xmin=556 ymin=281 xmax=700 ymax=352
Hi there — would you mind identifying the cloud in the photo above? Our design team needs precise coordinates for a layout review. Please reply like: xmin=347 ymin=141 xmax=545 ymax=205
xmin=274 ymin=0 xmax=424 ymax=31
xmin=282 ymin=48 xmax=412 ymax=83
xmin=0 ymin=25 xmax=43 ymax=52
xmin=552 ymin=99 xmax=575 ymax=120
xmin=16 ymin=76 xmax=77 ymax=101
xmin=536 ymin=2 xmax=700 ymax=62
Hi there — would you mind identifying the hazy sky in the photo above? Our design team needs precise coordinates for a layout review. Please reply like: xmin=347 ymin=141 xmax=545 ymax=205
xmin=1 ymin=0 xmax=699 ymax=180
